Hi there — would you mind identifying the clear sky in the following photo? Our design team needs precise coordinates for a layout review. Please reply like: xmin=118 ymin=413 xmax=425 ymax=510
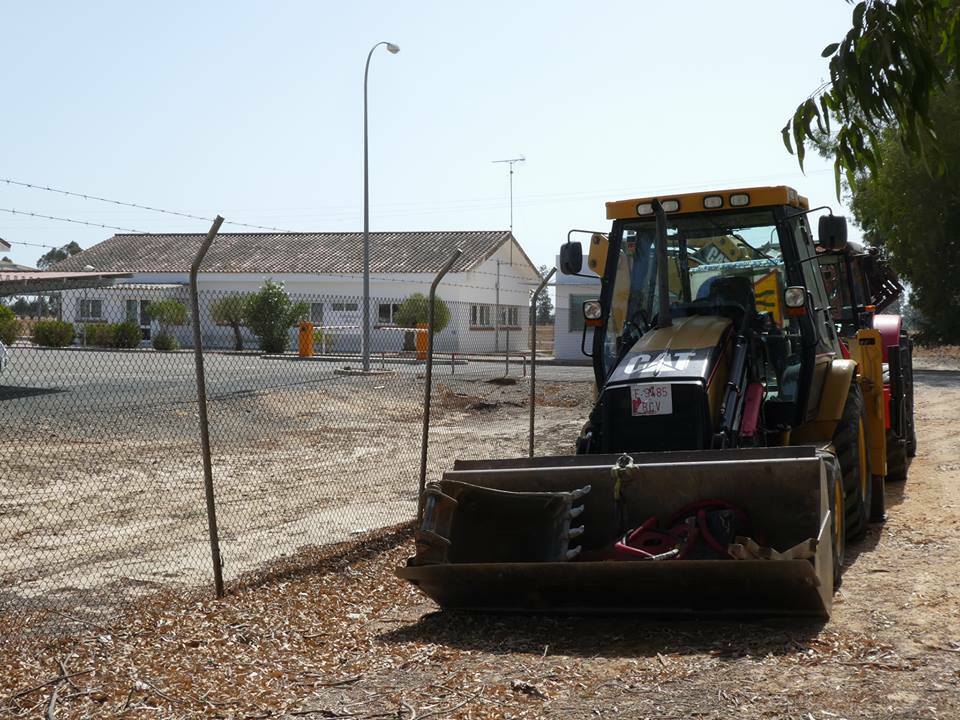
xmin=2 ymin=1 xmax=858 ymax=271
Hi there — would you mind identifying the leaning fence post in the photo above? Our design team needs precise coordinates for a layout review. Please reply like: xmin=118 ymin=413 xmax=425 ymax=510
xmin=529 ymin=267 xmax=556 ymax=457
xmin=418 ymin=249 xmax=463 ymax=520
xmin=190 ymin=215 xmax=225 ymax=598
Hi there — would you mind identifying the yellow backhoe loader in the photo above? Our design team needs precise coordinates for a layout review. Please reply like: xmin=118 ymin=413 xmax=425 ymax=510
xmin=399 ymin=186 xmax=878 ymax=617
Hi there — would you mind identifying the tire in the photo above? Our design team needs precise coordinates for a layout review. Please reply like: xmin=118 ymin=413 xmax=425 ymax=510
xmin=903 ymin=335 xmax=917 ymax=457
xmin=885 ymin=427 xmax=907 ymax=482
xmin=870 ymin=470 xmax=886 ymax=523
xmin=824 ymin=454 xmax=845 ymax=590
xmin=833 ymin=382 xmax=870 ymax=541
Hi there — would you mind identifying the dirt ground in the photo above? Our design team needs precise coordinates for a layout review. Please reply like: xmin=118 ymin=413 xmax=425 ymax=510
xmin=0 ymin=365 xmax=591 ymax=618
xmin=2 ymin=356 xmax=959 ymax=718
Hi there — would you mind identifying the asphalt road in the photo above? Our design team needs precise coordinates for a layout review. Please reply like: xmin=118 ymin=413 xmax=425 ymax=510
xmin=0 ymin=346 xmax=593 ymax=442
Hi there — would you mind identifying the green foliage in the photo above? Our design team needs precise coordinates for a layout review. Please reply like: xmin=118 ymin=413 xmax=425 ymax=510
xmin=113 ymin=321 xmax=143 ymax=349
xmin=32 ymin=320 xmax=75 ymax=347
xmin=85 ymin=323 xmax=115 ymax=347
xmin=37 ymin=241 xmax=83 ymax=270
xmin=394 ymin=293 xmax=450 ymax=333
xmin=786 ymin=1 xmax=960 ymax=195
xmin=847 ymin=82 xmax=960 ymax=344
xmin=147 ymin=299 xmax=187 ymax=328
xmin=0 ymin=305 xmax=20 ymax=345
xmin=211 ymin=294 xmax=247 ymax=351
xmin=152 ymin=331 xmax=179 ymax=352
xmin=535 ymin=265 xmax=555 ymax=324
xmin=242 ymin=281 xmax=308 ymax=353
xmin=10 ymin=296 xmax=53 ymax=317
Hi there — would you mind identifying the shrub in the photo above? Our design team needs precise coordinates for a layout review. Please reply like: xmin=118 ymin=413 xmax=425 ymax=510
xmin=147 ymin=299 xmax=187 ymax=331
xmin=0 ymin=306 xmax=20 ymax=345
xmin=85 ymin=323 xmax=115 ymax=347
xmin=243 ymin=281 xmax=308 ymax=353
xmin=32 ymin=320 xmax=75 ymax=347
xmin=394 ymin=293 xmax=450 ymax=333
xmin=113 ymin=321 xmax=143 ymax=349
xmin=152 ymin=331 xmax=179 ymax=352
xmin=210 ymin=294 xmax=246 ymax=351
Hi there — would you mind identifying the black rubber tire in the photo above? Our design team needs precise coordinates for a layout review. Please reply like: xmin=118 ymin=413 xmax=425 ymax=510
xmin=903 ymin=334 xmax=917 ymax=458
xmin=886 ymin=427 xmax=907 ymax=482
xmin=825 ymin=454 xmax=845 ymax=590
xmin=834 ymin=382 xmax=869 ymax=542
xmin=870 ymin=470 xmax=886 ymax=523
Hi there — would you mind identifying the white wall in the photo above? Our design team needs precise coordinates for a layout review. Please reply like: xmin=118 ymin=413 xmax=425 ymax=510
xmin=553 ymin=255 xmax=601 ymax=363
xmin=58 ymin=240 xmax=542 ymax=354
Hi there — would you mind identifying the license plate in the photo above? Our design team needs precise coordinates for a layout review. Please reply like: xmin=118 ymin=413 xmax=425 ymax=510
xmin=631 ymin=383 xmax=673 ymax=417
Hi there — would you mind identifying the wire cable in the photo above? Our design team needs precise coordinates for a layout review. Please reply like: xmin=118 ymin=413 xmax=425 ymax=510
xmin=0 ymin=178 xmax=297 ymax=234
xmin=0 ymin=207 xmax=147 ymax=233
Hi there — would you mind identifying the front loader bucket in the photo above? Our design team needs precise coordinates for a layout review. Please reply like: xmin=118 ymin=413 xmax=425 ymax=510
xmin=398 ymin=446 xmax=835 ymax=617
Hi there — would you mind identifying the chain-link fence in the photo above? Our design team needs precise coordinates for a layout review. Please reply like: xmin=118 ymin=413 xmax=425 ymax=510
xmin=0 ymin=278 xmax=582 ymax=637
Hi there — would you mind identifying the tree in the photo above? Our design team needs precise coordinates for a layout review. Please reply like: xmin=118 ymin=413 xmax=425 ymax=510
xmin=146 ymin=298 xmax=188 ymax=351
xmin=394 ymin=292 xmax=450 ymax=333
xmin=785 ymin=1 xmax=960 ymax=195
xmin=535 ymin=265 xmax=555 ymax=325
xmin=243 ymin=280 xmax=308 ymax=353
xmin=37 ymin=241 xmax=83 ymax=269
xmin=0 ymin=305 xmax=20 ymax=345
xmin=210 ymin=294 xmax=247 ymax=351
xmin=846 ymin=82 xmax=960 ymax=344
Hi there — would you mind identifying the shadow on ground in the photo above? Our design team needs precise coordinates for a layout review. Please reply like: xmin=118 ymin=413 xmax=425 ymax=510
xmin=380 ymin=609 xmax=825 ymax=660
xmin=0 ymin=386 xmax=64 ymax=401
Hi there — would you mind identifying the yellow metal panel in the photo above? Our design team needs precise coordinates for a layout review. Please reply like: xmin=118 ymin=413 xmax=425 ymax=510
xmin=631 ymin=314 xmax=732 ymax=352
xmin=792 ymin=359 xmax=856 ymax=445
xmin=587 ymin=233 xmax=608 ymax=274
xmin=753 ymin=270 xmax=783 ymax=326
xmin=606 ymin=186 xmax=802 ymax=220
xmin=850 ymin=328 xmax=887 ymax=477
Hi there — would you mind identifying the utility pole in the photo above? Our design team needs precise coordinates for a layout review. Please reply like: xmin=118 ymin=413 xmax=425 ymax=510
xmin=495 ymin=259 xmax=500 ymax=353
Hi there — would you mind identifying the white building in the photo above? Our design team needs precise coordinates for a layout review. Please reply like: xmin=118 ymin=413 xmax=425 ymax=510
xmin=52 ymin=231 xmax=542 ymax=353
xmin=553 ymin=254 xmax=601 ymax=363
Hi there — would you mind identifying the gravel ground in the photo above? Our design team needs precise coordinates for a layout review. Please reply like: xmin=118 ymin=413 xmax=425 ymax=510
xmin=2 ymin=354 xmax=958 ymax=718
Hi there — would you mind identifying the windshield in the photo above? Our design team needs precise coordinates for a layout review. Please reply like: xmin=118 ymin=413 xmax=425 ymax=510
xmin=603 ymin=209 xmax=805 ymax=399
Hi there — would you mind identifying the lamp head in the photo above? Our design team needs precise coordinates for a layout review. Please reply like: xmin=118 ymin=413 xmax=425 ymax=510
xmin=386 ymin=43 xmax=400 ymax=54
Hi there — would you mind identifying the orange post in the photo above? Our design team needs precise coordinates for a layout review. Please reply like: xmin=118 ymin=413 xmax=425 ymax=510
xmin=415 ymin=322 xmax=429 ymax=360
xmin=298 ymin=322 xmax=314 ymax=357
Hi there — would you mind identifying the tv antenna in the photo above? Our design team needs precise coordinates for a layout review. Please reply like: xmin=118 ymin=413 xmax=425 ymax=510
xmin=492 ymin=156 xmax=525 ymax=232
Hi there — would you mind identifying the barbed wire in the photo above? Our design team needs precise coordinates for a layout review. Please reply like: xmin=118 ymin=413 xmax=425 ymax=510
xmin=0 ymin=177 xmax=298 ymax=233
xmin=0 ymin=207 xmax=147 ymax=234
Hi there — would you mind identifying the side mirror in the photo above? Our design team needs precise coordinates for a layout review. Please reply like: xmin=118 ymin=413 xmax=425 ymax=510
xmin=560 ymin=241 xmax=583 ymax=275
xmin=818 ymin=215 xmax=848 ymax=251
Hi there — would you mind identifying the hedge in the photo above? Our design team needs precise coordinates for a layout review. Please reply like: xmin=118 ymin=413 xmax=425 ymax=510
xmin=32 ymin=320 xmax=75 ymax=347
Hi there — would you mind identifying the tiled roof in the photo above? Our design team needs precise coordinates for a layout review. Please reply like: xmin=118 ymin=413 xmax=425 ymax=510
xmin=51 ymin=231 xmax=524 ymax=275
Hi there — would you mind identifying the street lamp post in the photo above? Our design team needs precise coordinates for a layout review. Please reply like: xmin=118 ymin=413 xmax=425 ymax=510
xmin=363 ymin=40 xmax=400 ymax=371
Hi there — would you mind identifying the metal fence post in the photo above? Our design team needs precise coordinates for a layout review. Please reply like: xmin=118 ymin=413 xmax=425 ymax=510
xmin=190 ymin=216 xmax=226 ymax=598
xmin=529 ymin=267 xmax=556 ymax=457
xmin=418 ymin=249 xmax=463 ymax=520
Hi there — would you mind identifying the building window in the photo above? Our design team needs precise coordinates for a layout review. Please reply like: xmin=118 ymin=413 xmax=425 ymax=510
xmin=78 ymin=299 xmax=103 ymax=320
xmin=499 ymin=306 xmax=520 ymax=327
xmin=569 ymin=294 xmax=594 ymax=332
xmin=471 ymin=304 xmax=492 ymax=327
xmin=378 ymin=302 xmax=401 ymax=325
xmin=310 ymin=303 xmax=324 ymax=324
xmin=331 ymin=302 xmax=359 ymax=312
